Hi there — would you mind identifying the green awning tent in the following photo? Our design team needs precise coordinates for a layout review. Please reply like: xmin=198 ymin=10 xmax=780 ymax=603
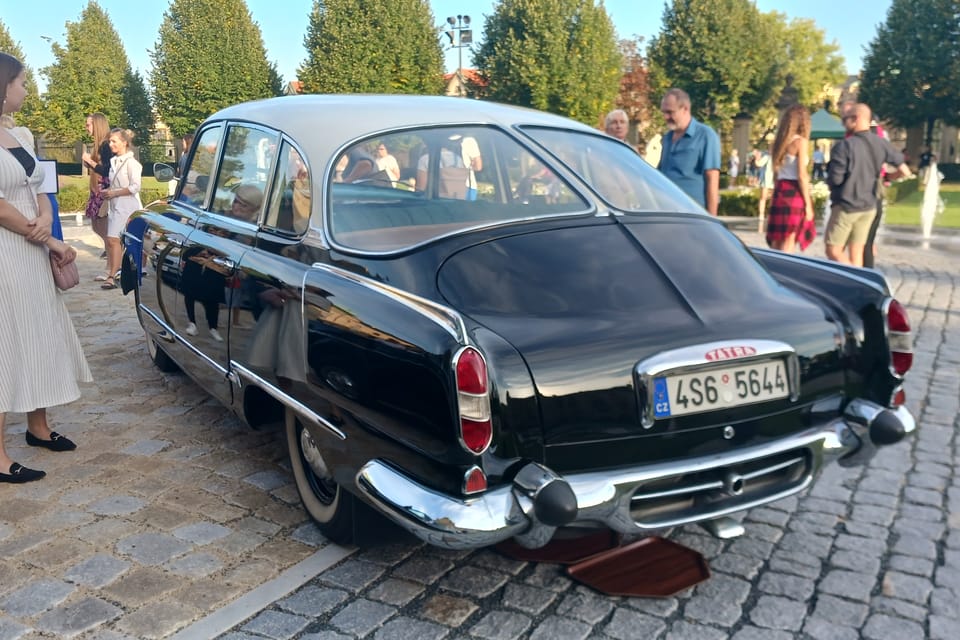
xmin=810 ymin=108 xmax=845 ymax=139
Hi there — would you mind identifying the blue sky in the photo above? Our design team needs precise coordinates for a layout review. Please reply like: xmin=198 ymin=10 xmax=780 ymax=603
xmin=5 ymin=0 xmax=891 ymax=92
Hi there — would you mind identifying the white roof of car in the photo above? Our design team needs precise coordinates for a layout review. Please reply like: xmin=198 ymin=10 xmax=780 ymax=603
xmin=208 ymin=94 xmax=598 ymax=158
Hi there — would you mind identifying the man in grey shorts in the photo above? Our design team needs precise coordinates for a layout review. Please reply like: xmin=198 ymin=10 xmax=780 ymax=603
xmin=825 ymin=103 xmax=911 ymax=266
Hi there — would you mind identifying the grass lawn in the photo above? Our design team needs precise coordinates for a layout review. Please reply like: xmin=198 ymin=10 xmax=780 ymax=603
xmin=884 ymin=182 xmax=960 ymax=228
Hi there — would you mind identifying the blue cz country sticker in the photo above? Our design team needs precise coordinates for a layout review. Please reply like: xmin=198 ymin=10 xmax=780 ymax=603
xmin=653 ymin=377 xmax=671 ymax=418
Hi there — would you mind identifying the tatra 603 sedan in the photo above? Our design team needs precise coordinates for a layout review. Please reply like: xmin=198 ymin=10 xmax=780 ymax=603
xmin=121 ymin=95 xmax=915 ymax=550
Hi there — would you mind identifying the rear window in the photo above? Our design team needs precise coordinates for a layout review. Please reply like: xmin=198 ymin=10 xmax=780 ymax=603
xmin=328 ymin=126 xmax=589 ymax=252
xmin=522 ymin=127 xmax=702 ymax=214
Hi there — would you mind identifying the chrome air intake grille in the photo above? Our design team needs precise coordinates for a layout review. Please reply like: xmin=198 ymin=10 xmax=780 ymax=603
xmin=629 ymin=449 xmax=812 ymax=529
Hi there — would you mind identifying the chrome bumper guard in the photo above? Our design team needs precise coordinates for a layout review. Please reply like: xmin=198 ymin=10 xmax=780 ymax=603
xmin=355 ymin=400 xmax=914 ymax=550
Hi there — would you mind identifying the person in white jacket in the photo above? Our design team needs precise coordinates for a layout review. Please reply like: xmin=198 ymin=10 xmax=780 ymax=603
xmin=100 ymin=128 xmax=142 ymax=290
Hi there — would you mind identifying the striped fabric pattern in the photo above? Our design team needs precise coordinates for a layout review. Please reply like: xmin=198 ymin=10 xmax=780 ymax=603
xmin=0 ymin=127 xmax=92 ymax=414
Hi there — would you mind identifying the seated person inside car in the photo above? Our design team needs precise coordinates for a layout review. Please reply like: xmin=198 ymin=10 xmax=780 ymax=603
xmin=230 ymin=184 xmax=264 ymax=223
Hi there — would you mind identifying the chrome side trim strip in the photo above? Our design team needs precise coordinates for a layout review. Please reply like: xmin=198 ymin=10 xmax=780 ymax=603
xmin=139 ymin=304 xmax=227 ymax=375
xmin=230 ymin=361 xmax=346 ymax=441
xmin=309 ymin=263 xmax=468 ymax=343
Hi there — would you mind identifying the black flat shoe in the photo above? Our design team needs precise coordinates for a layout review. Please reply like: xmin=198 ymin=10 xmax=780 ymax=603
xmin=0 ymin=462 xmax=46 ymax=483
xmin=26 ymin=431 xmax=77 ymax=452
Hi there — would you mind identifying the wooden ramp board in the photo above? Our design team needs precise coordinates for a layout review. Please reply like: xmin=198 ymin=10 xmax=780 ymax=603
xmin=566 ymin=536 xmax=710 ymax=597
xmin=494 ymin=530 xmax=622 ymax=565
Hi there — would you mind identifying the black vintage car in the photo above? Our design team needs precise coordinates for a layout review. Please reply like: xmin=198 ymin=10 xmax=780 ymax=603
xmin=122 ymin=95 xmax=914 ymax=550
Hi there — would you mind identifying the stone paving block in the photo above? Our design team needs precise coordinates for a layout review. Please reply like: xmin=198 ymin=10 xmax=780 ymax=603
xmin=622 ymin=595 xmax=678 ymax=617
xmin=757 ymin=571 xmax=815 ymax=600
xmin=101 ymin=567 xmax=182 ymax=608
xmin=419 ymin=593 xmax=478 ymax=627
xmin=365 ymin=578 xmax=424 ymax=607
xmin=833 ymin=533 xmax=887 ymax=556
xmin=871 ymin=595 xmax=927 ymax=621
xmin=30 ymin=508 xmax=95 ymax=532
xmin=900 ymin=503 xmax=945 ymax=523
xmin=881 ymin=570 xmax=934 ymax=604
xmin=165 ymin=552 xmax=223 ymax=578
xmin=861 ymin=613 xmax=924 ymax=640
xmin=853 ymin=490 xmax=899 ymax=509
xmin=730 ymin=626 xmax=795 ymax=640
xmin=500 ymin=582 xmax=557 ymax=615
xmin=289 ymin=523 xmax=327 ymax=547
xmin=929 ymin=586 xmax=960 ymax=619
xmin=850 ymin=504 xmax=897 ymax=527
xmin=603 ymin=608 xmax=666 ymax=640
xmin=21 ymin=538 xmax=96 ymax=571
xmin=297 ymin=632 xmax=352 ymax=640
xmin=469 ymin=610 xmax=532 ymax=640
xmin=243 ymin=470 xmax=290 ymax=491
xmin=241 ymin=610 xmax=312 ymax=639
xmin=894 ymin=517 xmax=947 ymax=540
xmin=172 ymin=578 xmax=244 ymax=613
xmin=748 ymin=595 xmax=807 ymax=631
xmin=788 ymin=510 xmax=841 ymax=535
xmin=328 ymin=599 xmax=397 ymax=637
xmin=553 ymin=586 xmax=615 ymax=624
xmin=841 ymin=520 xmax=890 ymax=540
xmin=34 ymin=596 xmax=122 ymax=637
xmin=218 ymin=530 xmax=268 ymax=556
xmin=393 ymin=555 xmax=455 ymax=586
xmin=727 ymin=537 xmax=774 ymax=560
xmin=819 ymin=569 xmax=876 ymax=603
xmin=319 ymin=559 xmax=386 ymax=592
xmin=221 ymin=557 xmax=278 ymax=588
xmin=129 ymin=505 xmax=194 ymax=530
xmin=803 ymin=617 xmax=860 ymax=640
xmin=115 ymin=532 xmax=192 ymax=565
xmin=684 ymin=575 xmax=751 ymax=627
xmin=114 ymin=600 xmax=199 ymax=639
xmin=744 ymin=507 xmax=791 ymax=528
xmin=829 ymin=549 xmax=882 ymax=575
xmin=373 ymin=616 xmax=448 ymax=640
xmin=470 ymin=550 xmax=528 ymax=575
xmin=663 ymin=620 xmax=728 ymax=640
xmin=172 ymin=521 xmax=232 ymax=545
xmin=902 ymin=486 xmax=944 ymax=507
xmin=0 ymin=618 xmax=31 ymax=640
xmin=709 ymin=553 xmax=765 ymax=580
xmin=277 ymin=585 xmax=351 ymax=617
xmin=120 ymin=439 xmax=170 ymax=456
xmin=357 ymin=543 xmax=422 ymax=567
xmin=528 ymin=615 xmax=592 ymax=640
xmin=64 ymin=554 xmax=131 ymax=588
xmin=86 ymin=495 xmax=146 ymax=517
xmin=811 ymin=593 xmax=868 ymax=625
xmin=0 ymin=578 xmax=75 ymax=617
xmin=521 ymin=562 xmax=574 ymax=593
xmin=930 ymin=615 xmax=959 ymax=640
xmin=440 ymin=565 xmax=510 ymax=598
xmin=767 ymin=554 xmax=821 ymax=578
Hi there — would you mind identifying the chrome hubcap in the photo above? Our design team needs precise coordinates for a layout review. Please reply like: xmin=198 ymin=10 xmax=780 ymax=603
xmin=300 ymin=428 xmax=330 ymax=479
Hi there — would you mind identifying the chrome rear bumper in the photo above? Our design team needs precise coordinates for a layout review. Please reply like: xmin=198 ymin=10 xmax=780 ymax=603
xmin=355 ymin=400 xmax=914 ymax=550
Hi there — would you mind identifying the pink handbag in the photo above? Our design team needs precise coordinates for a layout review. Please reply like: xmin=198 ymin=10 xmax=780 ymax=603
xmin=50 ymin=253 xmax=80 ymax=290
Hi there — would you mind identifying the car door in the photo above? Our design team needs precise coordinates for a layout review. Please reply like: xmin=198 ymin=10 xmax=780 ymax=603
xmin=175 ymin=123 xmax=279 ymax=405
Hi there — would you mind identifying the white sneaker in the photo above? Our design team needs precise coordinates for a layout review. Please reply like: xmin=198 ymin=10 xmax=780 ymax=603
xmin=185 ymin=322 xmax=198 ymax=336
xmin=209 ymin=328 xmax=223 ymax=342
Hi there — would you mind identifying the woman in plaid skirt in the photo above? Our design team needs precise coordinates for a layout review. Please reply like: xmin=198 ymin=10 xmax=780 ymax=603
xmin=766 ymin=105 xmax=815 ymax=253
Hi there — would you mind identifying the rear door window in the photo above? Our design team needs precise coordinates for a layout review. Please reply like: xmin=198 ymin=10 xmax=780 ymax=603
xmin=209 ymin=125 xmax=279 ymax=224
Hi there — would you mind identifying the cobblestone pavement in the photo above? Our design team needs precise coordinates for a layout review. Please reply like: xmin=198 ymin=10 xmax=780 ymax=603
xmin=1 ymin=221 xmax=957 ymax=639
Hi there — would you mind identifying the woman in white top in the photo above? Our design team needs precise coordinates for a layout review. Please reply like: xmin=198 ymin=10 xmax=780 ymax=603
xmin=0 ymin=53 xmax=91 ymax=483
xmin=100 ymin=128 xmax=142 ymax=290
xmin=765 ymin=105 xmax=814 ymax=253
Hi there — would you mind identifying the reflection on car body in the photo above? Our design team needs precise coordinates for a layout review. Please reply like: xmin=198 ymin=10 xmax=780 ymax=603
xmin=122 ymin=95 xmax=915 ymax=551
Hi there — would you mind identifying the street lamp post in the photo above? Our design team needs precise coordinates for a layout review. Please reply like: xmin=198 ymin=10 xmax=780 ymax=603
xmin=445 ymin=15 xmax=472 ymax=97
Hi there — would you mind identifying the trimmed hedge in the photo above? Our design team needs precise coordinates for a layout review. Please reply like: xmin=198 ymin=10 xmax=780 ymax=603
xmin=719 ymin=188 xmax=829 ymax=218
xmin=56 ymin=185 xmax=168 ymax=212
xmin=884 ymin=177 xmax=917 ymax=203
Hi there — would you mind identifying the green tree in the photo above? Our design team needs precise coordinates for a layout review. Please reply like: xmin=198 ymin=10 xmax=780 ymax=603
xmin=474 ymin=0 xmax=621 ymax=125
xmin=859 ymin=0 xmax=960 ymax=144
xmin=151 ymin=0 xmax=273 ymax=137
xmin=38 ymin=1 xmax=130 ymax=142
xmin=647 ymin=0 xmax=777 ymax=130
xmin=299 ymin=0 xmax=444 ymax=94
xmin=121 ymin=69 xmax=154 ymax=150
xmin=267 ymin=61 xmax=285 ymax=96
xmin=0 ymin=21 xmax=44 ymax=134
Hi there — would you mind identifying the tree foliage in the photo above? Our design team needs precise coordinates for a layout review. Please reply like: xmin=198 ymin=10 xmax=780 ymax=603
xmin=0 ymin=21 xmax=44 ymax=134
xmin=614 ymin=37 xmax=654 ymax=146
xmin=151 ymin=0 xmax=273 ymax=137
xmin=859 ymin=0 xmax=960 ymax=142
xmin=121 ymin=69 xmax=154 ymax=149
xmin=39 ymin=1 xmax=131 ymax=142
xmin=647 ymin=0 xmax=777 ymax=129
xmin=299 ymin=0 xmax=444 ymax=94
xmin=474 ymin=0 xmax=621 ymax=125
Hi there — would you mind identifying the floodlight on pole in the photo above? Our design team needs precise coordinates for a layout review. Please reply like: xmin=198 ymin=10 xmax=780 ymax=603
xmin=445 ymin=15 xmax=472 ymax=97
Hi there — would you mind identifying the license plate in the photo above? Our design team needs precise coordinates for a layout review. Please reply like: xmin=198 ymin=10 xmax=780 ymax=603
xmin=653 ymin=360 xmax=788 ymax=419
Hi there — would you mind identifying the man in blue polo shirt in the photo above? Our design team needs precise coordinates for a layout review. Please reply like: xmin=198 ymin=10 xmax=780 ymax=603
xmin=657 ymin=88 xmax=721 ymax=215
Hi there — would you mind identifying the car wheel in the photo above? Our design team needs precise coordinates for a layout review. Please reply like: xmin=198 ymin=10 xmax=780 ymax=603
xmin=145 ymin=330 xmax=179 ymax=373
xmin=286 ymin=408 xmax=356 ymax=545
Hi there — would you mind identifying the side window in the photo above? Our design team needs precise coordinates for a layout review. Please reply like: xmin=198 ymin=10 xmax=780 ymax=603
xmin=211 ymin=125 xmax=279 ymax=224
xmin=265 ymin=142 xmax=311 ymax=233
xmin=176 ymin=125 xmax=223 ymax=207
xmin=329 ymin=127 xmax=588 ymax=252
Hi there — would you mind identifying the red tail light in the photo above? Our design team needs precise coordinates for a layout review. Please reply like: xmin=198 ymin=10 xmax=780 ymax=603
xmin=463 ymin=466 xmax=488 ymax=494
xmin=891 ymin=388 xmax=906 ymax=407
xmin=455 ymin=347 xmax=492 ymax=454
xmin=886 ymin=299 xmax=913 ymax=376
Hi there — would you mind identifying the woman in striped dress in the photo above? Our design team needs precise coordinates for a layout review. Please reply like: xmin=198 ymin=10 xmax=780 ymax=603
xmin=0 ymin=53 xmax=91 ymax=483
